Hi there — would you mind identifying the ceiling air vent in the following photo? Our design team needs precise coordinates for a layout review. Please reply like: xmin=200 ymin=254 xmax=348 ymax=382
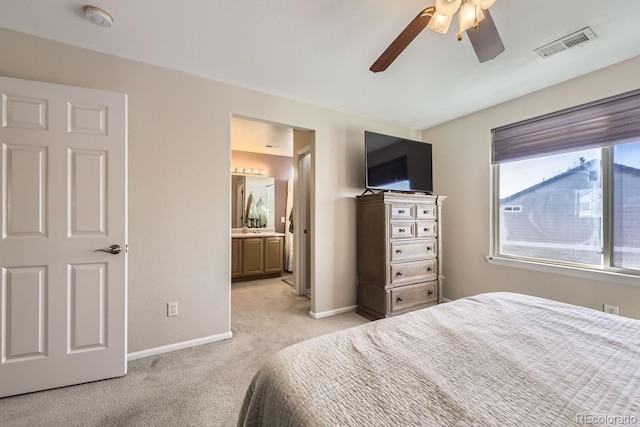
xmin=534 ymin=27 xmax=597 ymax=58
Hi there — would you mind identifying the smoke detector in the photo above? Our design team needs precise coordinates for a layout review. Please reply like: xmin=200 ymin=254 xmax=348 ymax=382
xmin=83 ymin=5 xmax=113 ymax=28
xmin=534 ymin=27 xmax=597 ymax=58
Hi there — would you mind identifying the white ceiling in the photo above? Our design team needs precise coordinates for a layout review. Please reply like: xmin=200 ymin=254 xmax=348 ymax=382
xmin=231 ymin=117 xmax=293 ymax=157
xmin=1 ymin=1 xmax=640 ymax=129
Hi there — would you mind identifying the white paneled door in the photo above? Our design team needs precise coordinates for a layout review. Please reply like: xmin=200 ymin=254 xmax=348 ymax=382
xmin=0 ymin=76 xmax=127 ymax=397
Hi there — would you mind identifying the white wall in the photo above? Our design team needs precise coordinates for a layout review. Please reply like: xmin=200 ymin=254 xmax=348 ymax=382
xmin=0 ymin=28 xmax=419 ymax=353
xmin=422 ymin=55 xmax=640 ymax=319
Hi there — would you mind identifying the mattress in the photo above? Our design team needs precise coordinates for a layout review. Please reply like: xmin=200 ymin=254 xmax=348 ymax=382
xmin=238 ymin=292 xmax=640 ymax=426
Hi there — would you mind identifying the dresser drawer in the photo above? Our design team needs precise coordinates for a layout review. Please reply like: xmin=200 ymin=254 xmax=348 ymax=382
xmin=416 ymin=221 xmax=437 ymax=238
xmin=390 ymin=281 xmax=437 ymax=312
xmin=390 ymin=222 xmax=415 ymax=239
xmin=390 ymin=204 xmax=414 ymax=220
xmin=391 ymin=240 xmax=437 ymax=262
xmin=390 ymin=259 xmax=437 ymax=285
xmin=416 ymin=205 xmax=437 ymax=220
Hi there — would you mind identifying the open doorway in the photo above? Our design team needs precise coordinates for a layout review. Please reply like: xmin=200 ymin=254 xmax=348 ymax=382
xmin=230 ymin=116 xmax=315 ymax=307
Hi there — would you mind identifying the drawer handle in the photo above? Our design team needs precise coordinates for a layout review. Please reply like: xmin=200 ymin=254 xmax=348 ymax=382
xmin=424 ymin=210 xmax=430 ymax=215
xmin=424 ymin=227 xmax=430 ymax=232
xmin=427 ymin=246 xmax=432 ymax=251
xmin=398 ymin=209 xmax=405 ymax=214
xmin=397 ymin=297 xmax=404 ymax=302
xmin=427 ymin=267 xmax=433 ymax=272
xmin=398 ymin=228 xmax=406 ymax=233
xmin=428 ymin=290 xmax=434 ymax=296
xmin=396 ymin=249 xmax=403 ymax=254
xmin=396 ymin=272 xmax=403 ymax=277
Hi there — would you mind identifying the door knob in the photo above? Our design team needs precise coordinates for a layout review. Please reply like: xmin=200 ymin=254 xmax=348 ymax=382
xmin=94 ymin=244 xmax=122 ymax=255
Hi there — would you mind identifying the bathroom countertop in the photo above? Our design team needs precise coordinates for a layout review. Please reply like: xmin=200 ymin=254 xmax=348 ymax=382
xmin=231 ymin=231 xmax=286 ymax=238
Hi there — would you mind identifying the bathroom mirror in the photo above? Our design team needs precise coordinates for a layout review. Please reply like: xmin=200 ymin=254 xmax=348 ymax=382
xmin=231 ymin=174 xmax=275 ymax=229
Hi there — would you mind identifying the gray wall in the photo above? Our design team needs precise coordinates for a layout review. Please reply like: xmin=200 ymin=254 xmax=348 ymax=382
xmin=0 ymin=27 xmax=419 ymax=353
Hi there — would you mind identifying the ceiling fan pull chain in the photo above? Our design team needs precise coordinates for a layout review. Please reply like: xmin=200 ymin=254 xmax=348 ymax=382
xmin=473 ymin=3 xmax=479 ymax=29
xmin=459 ymin=0 xmax=466 ymax=39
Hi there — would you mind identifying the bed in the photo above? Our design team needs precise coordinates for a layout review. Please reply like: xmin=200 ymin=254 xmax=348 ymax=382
xmin=238 ymin=292 xmax=640 ymax=426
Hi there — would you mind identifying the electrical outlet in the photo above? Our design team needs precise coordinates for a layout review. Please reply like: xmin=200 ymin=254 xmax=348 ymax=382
xmin=167 ymin=302 xmax=178 ymax=317
xmin=603 ymin=304 xmax=619 ymax=315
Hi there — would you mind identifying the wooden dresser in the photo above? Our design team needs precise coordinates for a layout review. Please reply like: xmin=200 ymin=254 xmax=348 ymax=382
xmin=356 ymin=192 xmax=445 ymax=320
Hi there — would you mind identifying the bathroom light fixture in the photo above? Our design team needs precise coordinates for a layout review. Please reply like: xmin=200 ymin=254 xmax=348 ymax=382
xmin=83 ymin=5 xmax=113 ymax=28
xmin=231 ymin=167 xmax=266 ymax=176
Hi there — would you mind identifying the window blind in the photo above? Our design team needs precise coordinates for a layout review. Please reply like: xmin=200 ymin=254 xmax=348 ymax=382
xmin=492 ymin=88 xmax=640 ymax=164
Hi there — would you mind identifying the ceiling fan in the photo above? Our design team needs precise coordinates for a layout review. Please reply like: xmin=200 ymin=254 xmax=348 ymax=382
xmin=370 ymin=0 xmax=504 ymax=73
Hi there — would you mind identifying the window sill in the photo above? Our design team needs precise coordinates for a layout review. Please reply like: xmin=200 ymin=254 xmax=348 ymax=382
xmin=485 ymin=256 xmax=640 ymax=288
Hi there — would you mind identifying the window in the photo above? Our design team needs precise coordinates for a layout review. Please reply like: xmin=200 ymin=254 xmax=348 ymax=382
xmin=492 ymin=89 xmax=640 ymax=275
xmin=613 ymin=143 xmax=640 ymax=270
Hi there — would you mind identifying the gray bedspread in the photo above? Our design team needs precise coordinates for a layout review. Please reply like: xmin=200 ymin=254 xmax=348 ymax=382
xmin=238 ymin=292 xmax=640 ymax=426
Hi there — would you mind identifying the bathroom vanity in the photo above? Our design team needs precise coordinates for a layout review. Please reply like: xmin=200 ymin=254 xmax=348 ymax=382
xmin=232 ymin=231 xmax=284 ymax=281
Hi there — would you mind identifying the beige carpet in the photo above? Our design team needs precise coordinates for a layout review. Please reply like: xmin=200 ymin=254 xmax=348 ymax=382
xmin=1 ymin=277 xmax=368 ymax=426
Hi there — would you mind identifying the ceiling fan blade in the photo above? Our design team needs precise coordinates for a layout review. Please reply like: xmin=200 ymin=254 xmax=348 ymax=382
xmin=370 ymin=7 xmax=435 ymax=73
xmin=466 ymin=9 xmax=505 ymax=63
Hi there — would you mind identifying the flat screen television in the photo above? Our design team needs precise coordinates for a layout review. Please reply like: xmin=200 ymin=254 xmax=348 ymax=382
xmin=365 ymin=131 xmax=433 ymax=194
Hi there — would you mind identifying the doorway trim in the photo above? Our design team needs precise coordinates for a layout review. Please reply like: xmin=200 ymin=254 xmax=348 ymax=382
xmin=294 ymin=146 xmax=312 ymax=298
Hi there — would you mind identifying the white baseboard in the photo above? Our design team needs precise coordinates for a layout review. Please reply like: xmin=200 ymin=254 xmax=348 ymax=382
xmin=441 ymin=298 xmax=452 ymax=303
xmin=310 ymin=305 xmax=357 ymax=319
xmin=127 ymin=331 xmax=233 ymax=361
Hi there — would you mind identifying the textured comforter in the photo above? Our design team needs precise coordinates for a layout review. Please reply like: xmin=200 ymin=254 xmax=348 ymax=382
xmin=238 ymin=292 xmax=640 ymax=426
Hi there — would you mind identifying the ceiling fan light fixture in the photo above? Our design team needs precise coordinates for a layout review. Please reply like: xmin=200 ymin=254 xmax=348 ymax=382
xmin=427 ymin=11 xmax=453 ymax=34
xmin=369 ymin=0 xmax=502 ymax=72
xmin=435 ymin=0 xmax=462 ymax=16
xmin=458 ymin=2 xmax=485 ymax=33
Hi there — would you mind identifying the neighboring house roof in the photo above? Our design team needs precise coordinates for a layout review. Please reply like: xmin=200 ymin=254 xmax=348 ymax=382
xmin=616 ymin=162 xmax=640 ymax=177
xmin=501 ymin=159 xmax=640 ymax=203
